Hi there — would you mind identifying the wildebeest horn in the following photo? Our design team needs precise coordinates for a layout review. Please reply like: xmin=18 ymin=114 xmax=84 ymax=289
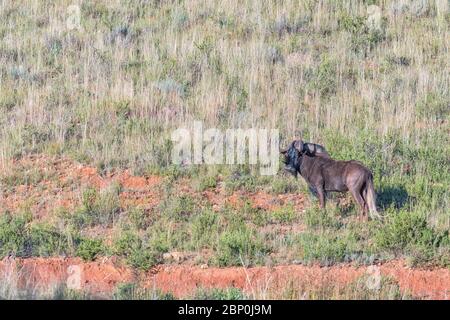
xmin=293 ymin=139 xmax=304 ymax=152
xmin=279 ymin=147 xmax=288 ymax=154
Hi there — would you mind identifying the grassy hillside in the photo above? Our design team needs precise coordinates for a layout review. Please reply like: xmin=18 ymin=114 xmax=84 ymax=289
xmin=0 ymin=0 xmax=449 ymax=279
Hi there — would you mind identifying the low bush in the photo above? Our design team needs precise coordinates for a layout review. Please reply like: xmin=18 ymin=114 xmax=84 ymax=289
xmin=192 ymin=287 xmax=245 ymax=300
xmin=190 ymin=209 xmax=219 ymax=250
xmin=224 ymin=169 xmax=259 ymax=194
xmin=270 ymin=177 xmax=299 ymax=194
xmin=305 ymin=207 xmax=342 ymax=230
xmin=113 ymin=283 xmax=175 ymax=300
xmin=193 ymin=175 xmax=218 ymax=192
xmin=242 ymin=201 xmax=269 ymax=227
xmin=374 ymin=209 xmax=449 ymax=266
xmin=76 ymin=238 xmax=105 ymax=261
xmin=298 ymin=231 xmax=357 ymax=266
xmin=214 ymin=224 xmax=268 ymax=267
xmin=71 ymin=186 xmax=121 ymax=228
xmin=128 ymin=207 xmax=150 ymax=230
xmin=0 ymin=211 xmax=101 ymax=259
xmin=374 ymin=209 xmax=449 ymax=252
xmin=0 ymin=212 xmax=31 ymax=257
xmin=29 ymin=224 xmax=69 ymax=257
xmin=271 ymin=205 xmax=297 ymax=224
xmin=160 ymin=194 xmax=197 ymax=222
xmin=113 ymin=231 xmax=160 ymax=270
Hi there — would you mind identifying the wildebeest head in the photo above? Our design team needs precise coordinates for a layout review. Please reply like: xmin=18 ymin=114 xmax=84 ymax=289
xmin=280 ymin=140 xmax=304 ymax=176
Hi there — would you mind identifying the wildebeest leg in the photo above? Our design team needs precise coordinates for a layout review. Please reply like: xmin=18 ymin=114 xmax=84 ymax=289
xmin=349 ymin=188 xmax=366 ymax=220
xmin=360 ymin=188 xmax=369 ymax=216
xmin=316 ymin=186 xmax=326 ymax=209
xmin=308 ymin=186 xmax=318 ymax=198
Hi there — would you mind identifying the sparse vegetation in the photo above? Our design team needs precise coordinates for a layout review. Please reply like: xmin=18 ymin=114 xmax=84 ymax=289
xmin=192 ymin=287 xmax=246 ymax=300
xmin=76 ymin=238 xmax=105 ymax=261
xmin=0 ymin=211 xmax=105 ymax=260
xmin=215 ymin=223 xmax=268 ymax=267
xmin=0 ymin=0 xmax=448 ymax=300
xmin=113 ymin=230 xmax=161 ymax=270
xmin=113 ymin=283 xmax=175 ymax=300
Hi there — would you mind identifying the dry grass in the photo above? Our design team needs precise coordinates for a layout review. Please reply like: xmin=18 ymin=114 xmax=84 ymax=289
xmin=0 ymin=0 xmax=447 ymax=169
xmin=0 ymin=0 xmax=448 ymax=299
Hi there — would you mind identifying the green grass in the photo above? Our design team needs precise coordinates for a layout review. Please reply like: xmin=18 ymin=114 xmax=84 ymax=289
xmin=190 ymin=208 xmax=219 ymax=250
xmin=305 ymin=207 xmax=343 ymax=230
xmin=113 ymin=283 xmax=175 ymax=300
xmin=271 ymin=205 xmax=297 ymax=224
xmin=192 ymin=287 xmax=246 ymax=300
xmin=297 ymin=231 xmax=358 ymax=266
xmin=193 ymin=175 xmax=218 ymax=192
xmin=215 ymin=223 xmax=269 ymax=267
xmin=113 ymin=230 xmax=161 ymax=270
xmin=76 ymin=238 xmax=105 ymax=261
xmin=0 ymin=0 xmax=448 ymax=296
xmin=0 ymin=211 xmax=105 ymax=261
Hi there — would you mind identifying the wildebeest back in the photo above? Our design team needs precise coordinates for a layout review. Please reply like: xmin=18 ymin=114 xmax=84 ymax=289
xmin=301 ymin=155 xmax=370 ymax=192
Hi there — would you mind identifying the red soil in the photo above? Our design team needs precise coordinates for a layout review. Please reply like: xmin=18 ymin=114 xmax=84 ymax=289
xmin=0 ymin=257 xmax=135 ymax=298
xmin=0 ymin=155 xmax=163 ymax=219
xmin=1 ymin=257 xmax=448 ymax=299
xmin=201 ymin=188 xmax=307 ymax=212
xmin=149 ymin=261 xmax=450 ymax=299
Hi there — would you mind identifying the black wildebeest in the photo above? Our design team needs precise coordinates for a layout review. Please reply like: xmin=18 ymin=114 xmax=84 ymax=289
xmin=281 ymin=140 xmax=380 ymax=220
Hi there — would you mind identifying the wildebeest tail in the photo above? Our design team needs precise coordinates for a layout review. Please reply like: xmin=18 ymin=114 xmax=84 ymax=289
xmin=365 ymin=173 xmax=381 ymax=219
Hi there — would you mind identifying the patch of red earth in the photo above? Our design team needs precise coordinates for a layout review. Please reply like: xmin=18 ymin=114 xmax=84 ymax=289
xmin=250 ymin=191 xmax=306 ymax=212
xmin=148 ymin=261 xmax=450 ymax=299
xmin=169 ymin=177 xmax=306 ymax=214
xmin=0 ymin=257 xmax=136 ymax=298
xmin=1 ymin=258 xmax=448 ymax=299
xmin=0 ymin=155 xmax=163 ymax=219
xmin=201 ymin=188 xmax=306 ymax=213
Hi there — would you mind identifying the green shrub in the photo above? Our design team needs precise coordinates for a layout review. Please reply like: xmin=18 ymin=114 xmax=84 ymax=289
xmin=374 ymin=209 xmax=448 ymax=252
xmin=0 ymin=212 xmax=30 ymax=257
xmin=160 ymin=194 xmax=196 ymax=222
xmin=0 ymin=213 xmax=70 ymax=258
xmin=338 ymin=14 xmax=366 ymax=34
xmin=298 ymin=231 xmax=356 ymax=265
xmin=113 ymin=283 xmax=176 ymax=300
xmin=224 ymin=169 xmax=258 ymax=194
xmin=271 ymin=205 xmax=297 ymax=224
xmin=338 ymin=13 xmax=385 ymax=54
xmin=215 ymin=225 xmax=268 ymax=267
xmin=191 ymin=209 xmax=219 ymax=250
xmin=113 ymin=231 xmax=160 ymax=270
xmin=192 ymin=287 xmax=245 ymax=300
xmin=242 ymin=201 xmax=269 ymax=227
xmin=146 ymin=218 xmax=189 ymax=253
xmin=128 ymin=207 xmax=149 ymax=230
xmin=309 ymin=54 xmax=337 ymax=97
xmin=305 ymin=208 xmax=342 ymax=230
xmin=73 ymin=187 xmax=121 ymax=228
xmin=29 ymin=224 xmax=69 ymax=257
xmin=194 ymin=175 xmax=218 ymax=192
xmin=76 ymin=238 xmax=105 ymax=261
xmin=270 ymin=177 xmax=299 ymax=194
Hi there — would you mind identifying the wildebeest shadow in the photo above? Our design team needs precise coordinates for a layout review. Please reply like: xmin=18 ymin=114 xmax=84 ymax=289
xmin=377 ymin=185 xmax=410 ymax=209
xmin=307 ymin=184 xmax=411 ymax=213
